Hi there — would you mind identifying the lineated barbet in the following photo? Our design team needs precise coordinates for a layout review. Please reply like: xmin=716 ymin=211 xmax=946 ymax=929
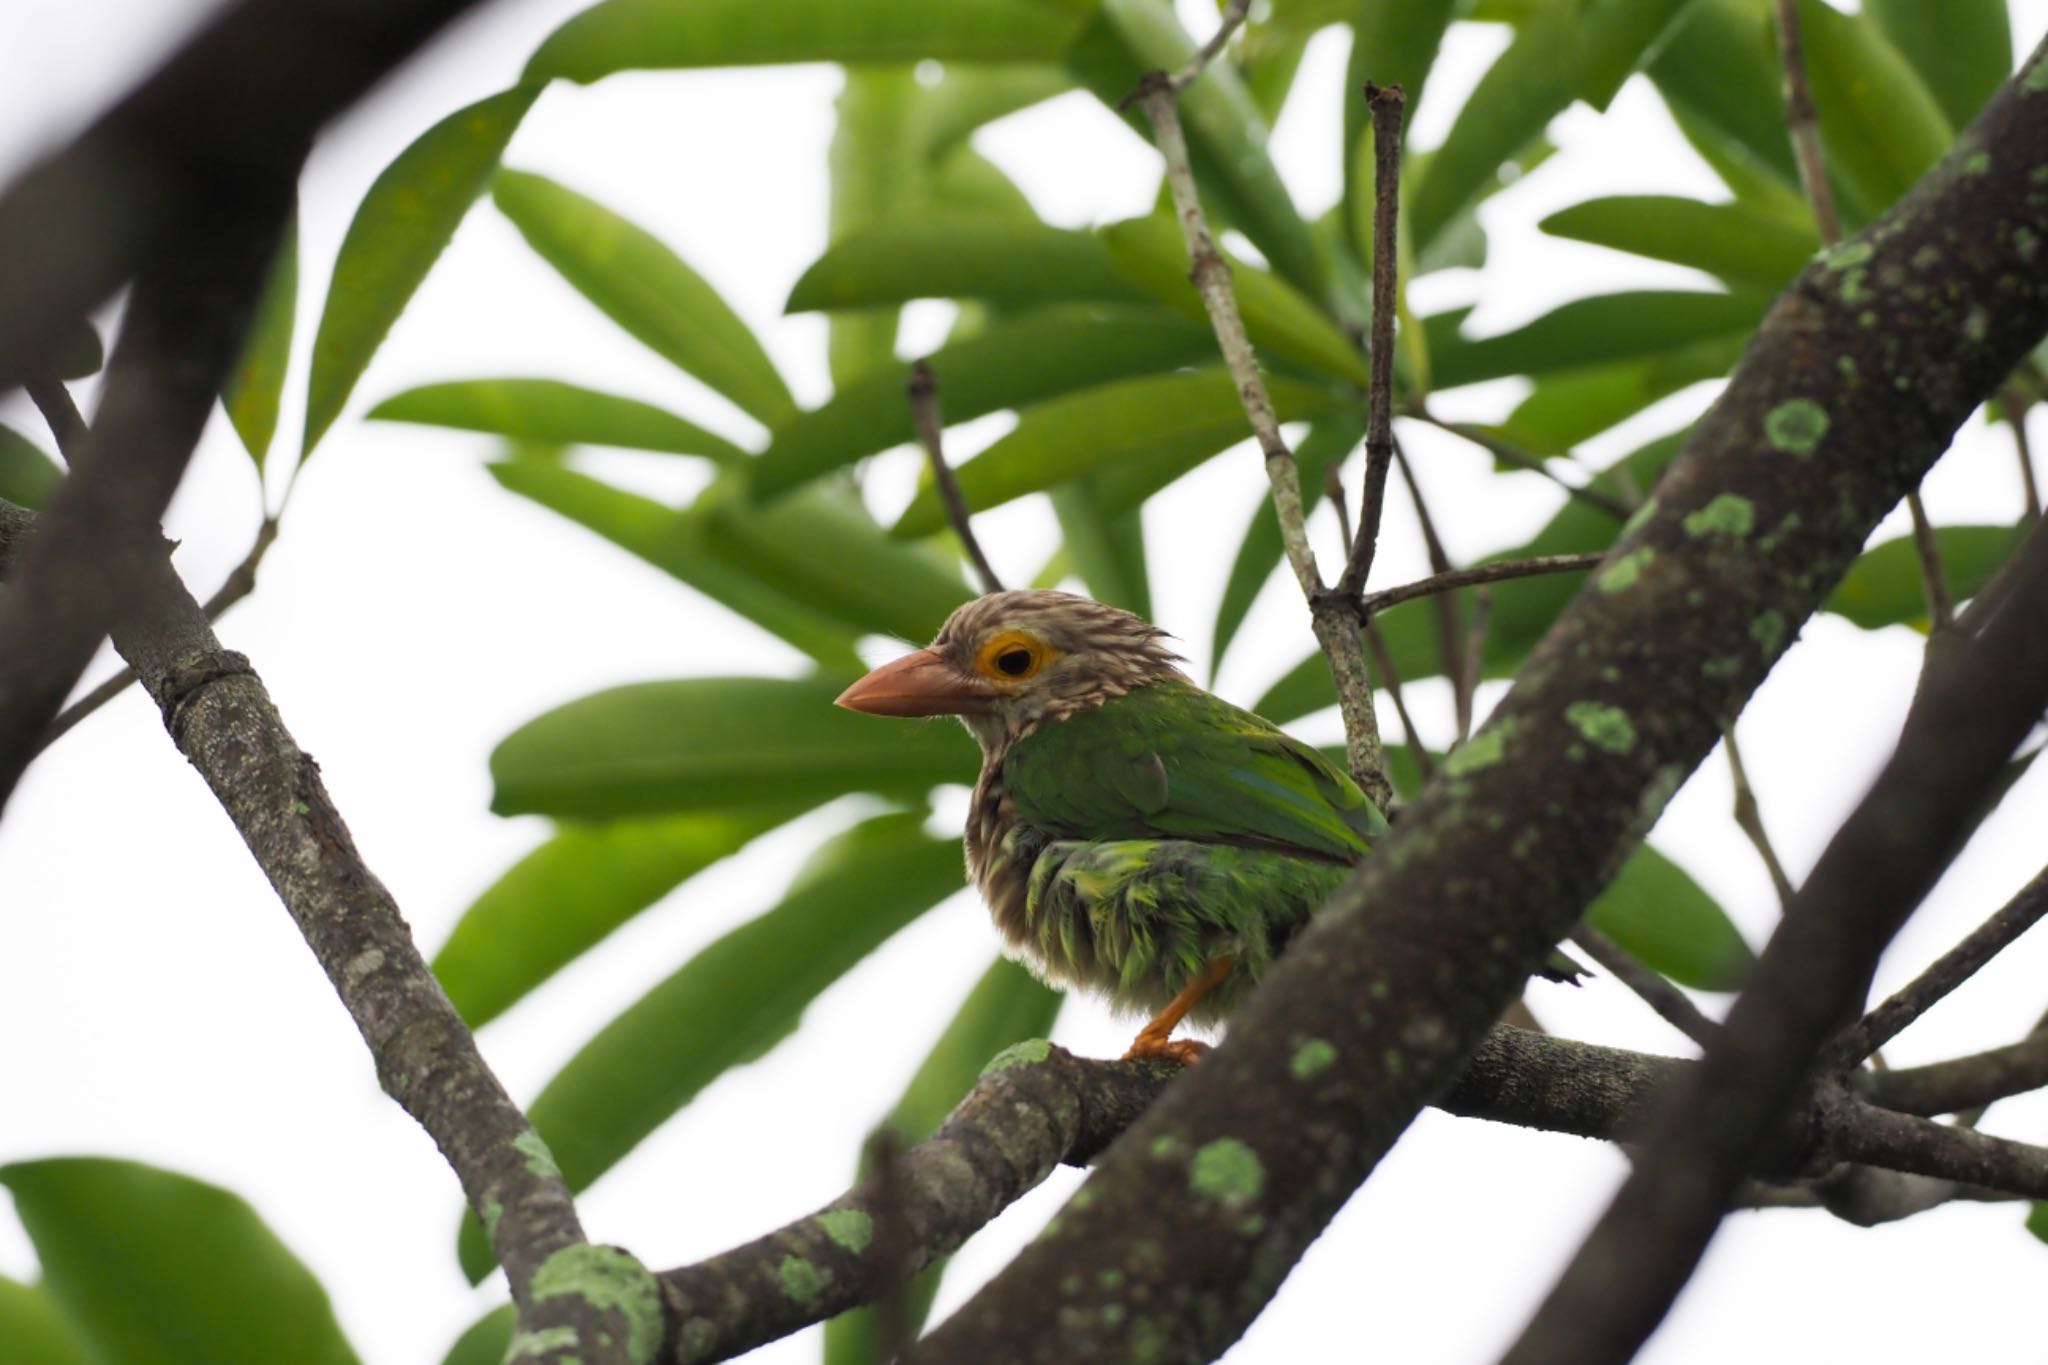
xmin=837 ymin=590 xmax=1574 ymax=1064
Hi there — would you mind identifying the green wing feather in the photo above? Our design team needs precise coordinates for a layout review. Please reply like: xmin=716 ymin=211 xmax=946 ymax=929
xmin=1003 ymin=680 xmax=1386 ymax=861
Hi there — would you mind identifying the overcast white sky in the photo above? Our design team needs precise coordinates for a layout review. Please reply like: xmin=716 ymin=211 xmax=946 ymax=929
xmin=4 ymin=2 xmax=2048 ymax=1362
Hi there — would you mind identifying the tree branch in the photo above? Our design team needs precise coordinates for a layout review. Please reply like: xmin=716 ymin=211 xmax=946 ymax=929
xmin=1725 ymin=726 xmax=1797 ymax=907
xmin=1403 ymin=406 xmax=1633 ymax=521
xmin=1336 ymin=82 xmax=1406 ymax=601
xmin=906 ymin=361 xmax=1002 ymax=595
xmin=1168 ymin=0 xmax=1250 ymax=90
xmin=1352 ymin=553 xmax=1603 ymax=616
xmin=917 ymin=44 xmax=2048 ymax=1365
xmin=1867 ymin=1031 xmax=2048 ymax=1117
xmin=1569 ymin=928 xmax=1720 ymax=1048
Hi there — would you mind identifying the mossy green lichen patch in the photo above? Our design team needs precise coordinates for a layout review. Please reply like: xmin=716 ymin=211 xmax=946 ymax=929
xmin=1683 ymin=494 xmax=1755 ymax=540
xmin=2024 ymin=56 xmax=2048 ymax=94
xmin=514 ymin=1130 xmax=561 ymax=1180
xmin=1598 ymin=547 xmax=1655 ymax=593
xmin=1290 ymin=1039 xmax=1337 ymax=1079
xmin=1564 ymin=701 xmax=1636 ymax=755
xmin=1751 ymin=610 xmax=1787 ymax=657
xmin=778 ymin=1255 xmax=822 ymax=1307
xmin=1963 ymin=150 xmax=1993 ymax=177
xmin=818 ymin=1209 xmax=873 ymax=1254
xmin=506 ymin=1326 xmax=579 ymax=1360
xmin=1444 ymin=718 xmax=1517 ymax=775
xmin=1620 ymin=496 xmax=1660 ymax=538
xmin=1824 ymin=241 xmax=1873 ymax=270
xmin=1189 ymin=1138 xmax=1264 ymax=1205
xmin=1765 ymin=399 xmax=1829 ymax=456
xmin=981 ymin=1038 xmax=1052 ymax=1075
xmin=531 ymin=1244 xmax=662 ymax=1364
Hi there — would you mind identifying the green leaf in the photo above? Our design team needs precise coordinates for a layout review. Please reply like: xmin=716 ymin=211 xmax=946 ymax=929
xmin=493 ymin=169 xmax=797 ymax=428
xmin=1826 ymin=524 xmax=2025 ymax=631
xmin=0 ymin=1158 xmax=358 ymax=1365
xmin=829 ymin=67 xmax=924 ymax=388
xmin=891 ymin=369 xmax=1350 ymax=536
xmin=753 ymin=305 xmax=1213 ymax=499
xmin=1427 ymin=290 xmax=1771 ymax=391
xmin=922 ymin=65 xmax=1073 ymax=154
xmin=0 ymin=425 xmax=62 ymax=510
xmin=2027 ymin=1200 xmax=2048 ymax=1245
xmin=0 ymin=1277 xmax=89 ymax=1365
xmin=304 ymin=86 xmax=539 ymax=456
xmin=787 ymin=215 xmax=1149 ymax=314
xmin=439 ymin=1305 xmax=515 ymax=1365
xmin=1793 ymin=0 xmax=1954 ymax=219
xmin=488 ymin=460 xmax=865 ymax=671
xmin=1587 ymin=844 xmax=1754 ymax=991
xmin=1539 ymin=196 xmax=1817 ymax=290
xmin=491 ymin=676 xmax=978 ymax=819
xmin=526 ymin=0 xmax=1091 ymax=83
xmin=1494 ymin=333 xmax=1748 ymax=455
xmin=1211 ymin=414 xmax=1364 ymax=676
xmin=1050 ymin=479 xmax=1152 ymax=618
xmin=370 ymin=378 xmax=749 ymax=463
xmin=434 ymin=807 xmax=806 ymax=1028
xmin=1342 ymin=0 xmax=1459 ymax=262
xmin=222 ymin=213 xmax=298 ymax=469
xmin=1238 ymin=22 xmax=1312 ymax=124
xmin=1647 ymin=0 xmax=1802 ymax=203
xmin=1865 ymin=0 xmax=2012 ymax=130
xmin=1099 ymin=214 xmax=1371 ymax=385
xmin=825 ymin=959 xmax=1061 ymax=1365
xmin=458 ymin=810 xmax=966 ymax=1280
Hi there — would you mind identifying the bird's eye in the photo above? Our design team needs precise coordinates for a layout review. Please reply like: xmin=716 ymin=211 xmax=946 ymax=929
xmin=976 ymin=631 xmax=1051 ymax=681
xmin=996 ymin=648 xmax=1033 ymax=676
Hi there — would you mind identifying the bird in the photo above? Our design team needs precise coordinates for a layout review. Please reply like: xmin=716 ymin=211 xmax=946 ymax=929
xmin=836 ymin=588 xmax=1572 ymax=1065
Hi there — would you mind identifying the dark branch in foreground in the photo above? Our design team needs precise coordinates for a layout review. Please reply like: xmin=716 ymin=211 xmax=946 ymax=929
xmin=907 ymin=361 xmax=1002 ymax=596
xmin=0 ymin=501 xmax=643 ymax=1364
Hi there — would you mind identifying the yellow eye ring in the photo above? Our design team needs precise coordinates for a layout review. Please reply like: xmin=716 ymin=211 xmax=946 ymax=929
xmin=977 ymin=631 xmax=1051 ymax=682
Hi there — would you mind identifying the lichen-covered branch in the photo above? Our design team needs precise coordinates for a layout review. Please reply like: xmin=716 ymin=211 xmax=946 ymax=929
xmin=917 ymin=42 xmax=2048 ymax=1365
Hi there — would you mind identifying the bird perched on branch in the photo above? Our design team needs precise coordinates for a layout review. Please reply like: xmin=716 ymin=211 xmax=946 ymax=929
xmin=838 ymin=590 xmax=1576 ymax=1064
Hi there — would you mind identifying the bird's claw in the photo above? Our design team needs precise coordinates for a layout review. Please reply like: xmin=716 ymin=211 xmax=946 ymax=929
xmin=1123 ymin=1036 xmax=1212 ymax=1067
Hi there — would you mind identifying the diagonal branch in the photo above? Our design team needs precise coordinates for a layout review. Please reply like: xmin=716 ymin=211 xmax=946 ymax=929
xmin=1353 ymin=553 xmax=1602 ymax=616
xmin=907 ymin=361 xmax=1002 ymax=595
xmin=1569 ymin=928 xmax=1720 ymax=1048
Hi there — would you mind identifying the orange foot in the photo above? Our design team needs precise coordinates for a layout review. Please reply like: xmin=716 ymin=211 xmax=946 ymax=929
xmin=1123 ymin=1036 xmax=1212 ymax=1066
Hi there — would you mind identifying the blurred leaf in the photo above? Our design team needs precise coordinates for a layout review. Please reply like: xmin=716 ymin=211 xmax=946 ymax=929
xmin=439 ymin=1305 xmax=514 ymax=1365
xmin=459 ymin=810 xmax=966 ymax=1279
xmin=222 ymin=213 xmax=298 ymax=469
xmin=1495 ymin=332 xmax=1747 ymax=455
xmin=891 ymin=369 xmax=1349 ymax=536
xmin=1865 ymin=0 xmax=2011 ymax=130
xmin=53 ymin=321 xmax=102 ymax=381
xmin=0 ymin=1158 xmax=358 ymax=1365
xmin=1826 ymin=524 xmax=2025 ymax=631
xmin=830 ymin=67 xmax=924 ymax=388
xmin=0 ymin=1277 xmax=88 ymax=1365
xmin=928 ymin=144 xmax=1048 ymax=220
xmin=825 ymin=959 xmax=1062 ymax=1365
xmin=1342 ymin=0 xmax=1458 ymax=263
xmin=371 ymin=378 xmax=749 ymax=462
xmin=526 ymin=0 xmax=1091 ymax=82
xmin=1539 ymin=196 xmax=1816 ymax=290
xmin=1647 ymin=0 xmax=1807 ymax=207
xmin=304 ymin=86 xmax=539 ymax=456
xmin=1099 ymin=214 xmax=1371 ymax=385
xmin=1320 ymin=743 xmax=1427 ymax=803
xmin=922 ymin=64 xmax=1073 ymax=153
xmin=491 ymin=676 xmax=977 ymax=819
xmin=434 ymin=806 xmax=806 ymax=1027
xmin=1408 ymin=0 xmax=1699 ymax=252
xmin=2027 ymin=1200 xmax=2048 ymax=1245
xmin=0 ymin=425 xmax=62 ymax=510
xmin=488 ymin=460 xmax=865 ymax=671
xmin=788 ymin=215 xmax=1148 ymax=313
xmin=1051 ymin=479 xmax=1152 ymax=617
xmin=1587 ymin=844 xmax=1754 ymax=990
xmin=1666 ymin=101 xmax=1809 ymax=217
xmin=494 ymin=169 xmax=798 ymax=428
xmin=754 ymin=305 xmax=1212 ymax=499
xmin=1793 ymin=0 xmax=1953 ymax=219
xmin=1211 ymin=414 xmax=1364 ymax=676
xmin=1427 ymin=290 xmax=1771 ymax=391
xmin=1239 ymin=23 xmax=1311 ymax=123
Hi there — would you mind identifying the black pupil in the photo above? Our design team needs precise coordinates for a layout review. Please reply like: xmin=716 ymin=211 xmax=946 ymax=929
xmin=996 ymin=648 xmax=1033 ymax=676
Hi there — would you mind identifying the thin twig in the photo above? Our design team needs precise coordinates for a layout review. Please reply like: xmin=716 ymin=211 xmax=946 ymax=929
xmin=1168 ymin=0 xmax=1250 ymax=90
xmin=1337 ymin=82 xmax=1406 ymax=600
xmin=1352 ymin=553 xmax=1602 ymax=616
xmin=1392 ymin=439 xmax=1468 ymax=734
xmin=1831 ymin=863 xmax=2048 ymax=1068
xmin=1725 ymin=727 xmax=1796 ymax=908
xmin=1131 ymin=69 xmax=1390 ymax=809
xmin=2006 ymin=387 xmax=2040 ymax=520
xmin=1325 ymin=462 xmax=1353 ymax=550
xmin=1905 ymin=491 xmax=1955 ymax=629
xmin=907 ymin=361 xmax=1002 ymax=595
xmin=1404 ymin=406 xmax=1633 ymax=520
xmin=1571 ymin=928 xmax=1721 ymax=1048
xmin=1362 ymin=618 xmax=1434 ymax=781
xmin=25 ymin=374 xmax=87 ymax=457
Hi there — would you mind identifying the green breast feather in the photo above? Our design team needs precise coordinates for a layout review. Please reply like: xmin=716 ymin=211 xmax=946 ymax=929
xmin=1001 ymin=680 xmax=1387 ymax=859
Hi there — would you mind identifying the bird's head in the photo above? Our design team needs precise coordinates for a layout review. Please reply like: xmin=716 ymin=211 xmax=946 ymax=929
xmin=835 ymin=589 xmax=1184 ymax=752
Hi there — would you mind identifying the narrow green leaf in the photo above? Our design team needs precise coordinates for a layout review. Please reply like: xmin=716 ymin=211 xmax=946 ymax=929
xmin=1648 ymin=0 xmax=1802 ymax=201
xmin=1539 ymin=196 xmax=1817 ymax=290
xmin=1428 ymin=290 xmax=1771 ymax=391
xmin=1099 ymin=214 xmax=1372 ymax=385
xmin=1211 ymin=414 xmax=1364 ymax=676
xmin=1827 ymin=524 xmax=2025 ymax=631
xmin=1239 ymin=22 xmax=1312 ymax=124
xmin=0 ymin=425 xmax=62 ymax=510
xmin=1050 ymin=479 xmax=1152 ymax=618
xmin=0 ymin=1158 xmax=358 ymax=1365
xmin=1343 ymin=0 xmax=1459 ymax=262
xmin=1587 ymin=844 xmax=1754 ymax=991
xmin=434 ymin=806 xmax=806 ymax=1028
xmin=1494 ymin=333 xmax=1748 ymax=455
xmin=921 ymin=65 xmax=1073 ymax=154
xmin=223 ymin=214 xmax=298 ymax=468
xmin=526 ymin=0 xmax=1091 ymax=83
xmin=304 ymin=86 xmax=539 ymax=456
xmin=440 ymin=1305 xmax=515 ymax=1365
xmin=458 ymin=810 xmax=966 ymax=1279
xmin=1794 ymin=0 xmax=1954 ymax=219
xmin=1865 ymin=0 xmax=2012 ymax=130
xmin=787 ymin=215 xmax=1149 ymax=314
xmin=370 ymin=378 xmax=750 ymax=463
xmin=753 ymin=306 xmax=1213 ymax=499
xmin=493 ymin=169 xmax=797 ymax=428
xmin=2027 ymin=1201 xmax=2048 ymax=1244
xmin=488 ymin=460 xmax=865 ymax=671
xmin=829 ymin=67 xmax=924 ymax=388
xmin=825 ymin=959 xmax=1062 ymax=1365
xmin=891 ymin=369 xmax=1349 ymax=536
xmin=927 ymin=144 xmax=1050 ymax=219
xmin=0 ymin=1277 xmax=89 ymax=1365
xmin=490 ymin=676 xmax=977 ymax=819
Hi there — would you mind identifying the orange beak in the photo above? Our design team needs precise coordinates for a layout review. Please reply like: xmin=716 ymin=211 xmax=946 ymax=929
xmin=835 ymin=647 xmax=999 ymax=717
